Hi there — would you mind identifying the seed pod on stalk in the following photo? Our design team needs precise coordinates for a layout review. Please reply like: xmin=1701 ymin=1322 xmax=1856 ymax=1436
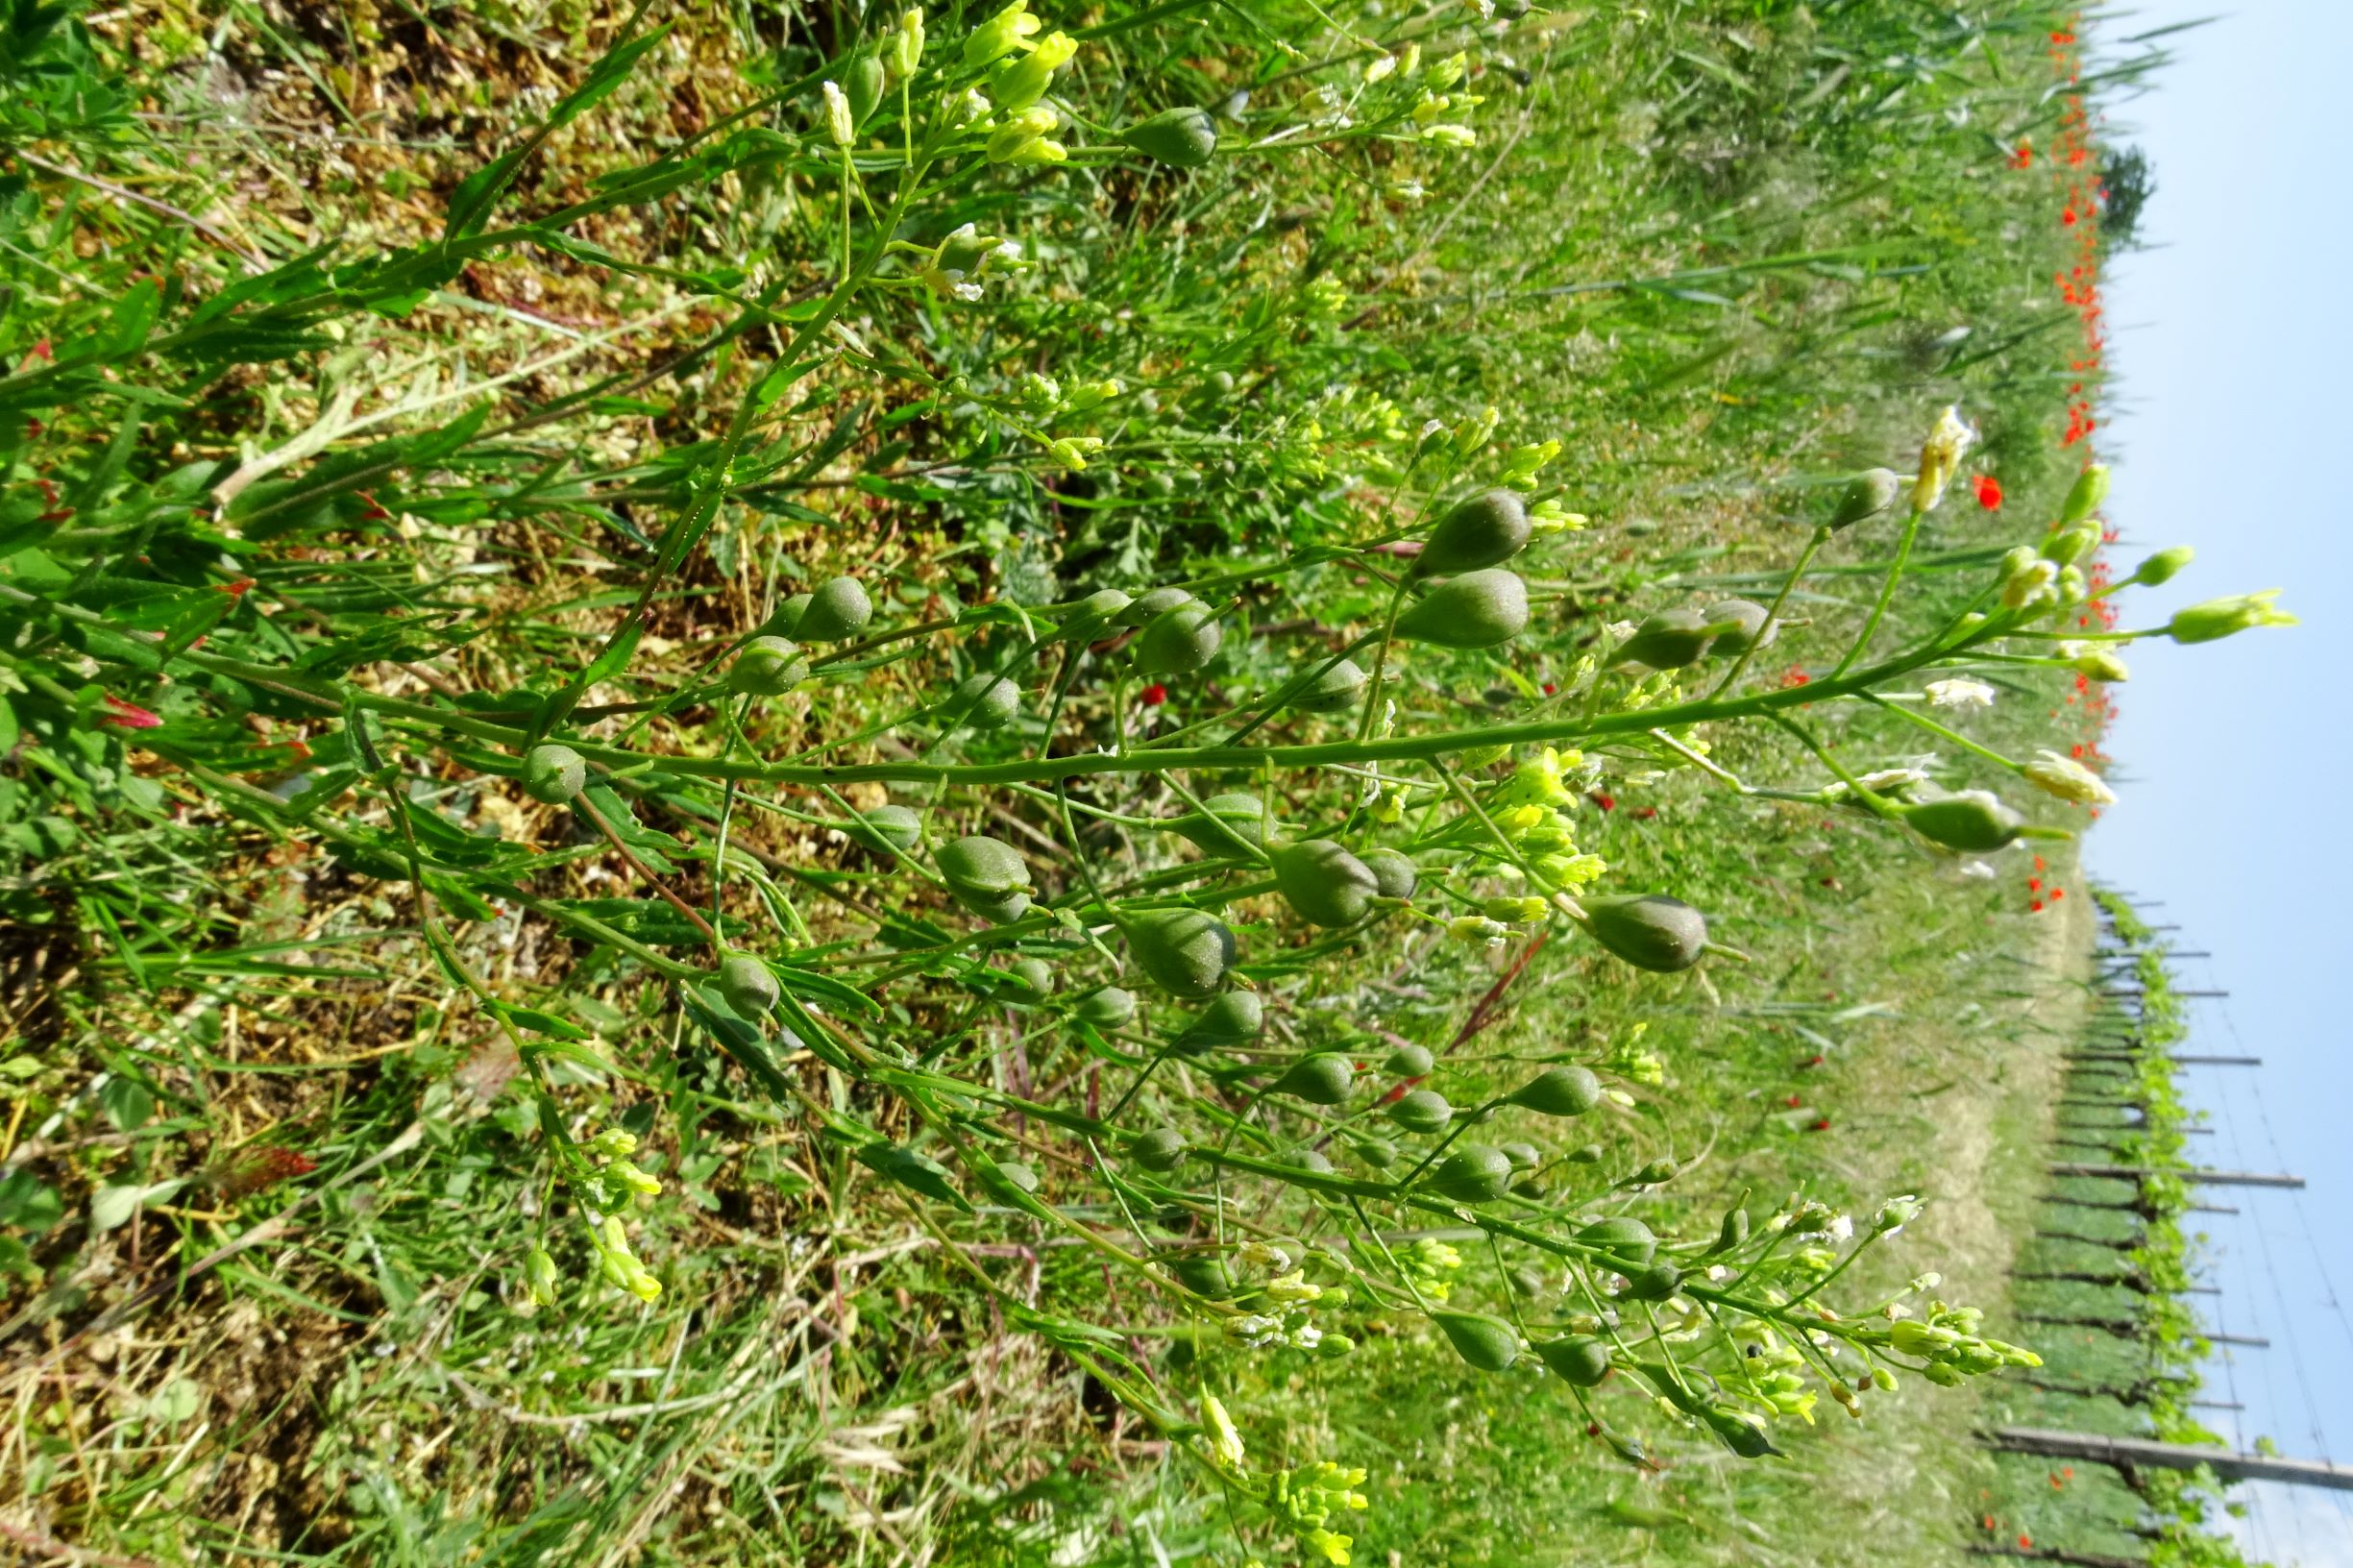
xmin=1360 ymin=846 xmax=1418 ymax=899
xmin=950 ymin=673 xmax=1021 ymax=728
xmin=521 ymin=743 xmax=585 ymax=804
xmin=1616 ymin=608 xmax=1714 ymax=669
xmin=796 ymin=576 xmax=873 ymax=642
xmin=1703 ymin=599 xmax=1776 ymax=654
xmin=1580 ymin=894 xmax=1709 ymax=973
xmin=1271 ymin=839 xmax=1380 ymax=927
xmin=1395 ymin=569 xmax=1529 ymax=649
xmin=717 ymin=953 xmax=779 ymax=1017
xmin=1123 ymin=106 xmax=1219 ymax=167
xmin=1173 ymin=990 xmax=1262 ymax=1053
xmin=1537 ymin=1335 xmax=1611 ymax=1386
xmin=1830 ymin=467 xmax=1902 ymax=530
xmin=1578 ymin=1215 xmax=1657 ymax=1266
xmin=1507 ymin=1065 xmax=1601 ymax=1116
xmin=1269 ymin=1053 xmax=1354 ymax=1105
xmin=938 ymin=835 xmax=1033 ymax=922
xmin=1121 ymin=907 xmax=1238 ymax=999
xmin=1902 ymin=792 xmax=2024 ymax=852
xmin=1137 ymin=602 xmax=1224 ymax=674
xmin=1075 ymin=986 xmax=1138 ymax=1029
xmin=1384 ymin=1042 xmax=1434 ymax=1077
xmin=1387 ymin=1088 xmax=1453 ymax=1135
xmin=1425 ymin=1143 xmax=1514 ymax=1203
xmin=730 ymin=636 xmax=808 ymax=697
xmin=1417 ymin=489 xmax=1532 ymax=576
xmin=1434 ymin=1310 xmax=1520 ymax=1372
xmin=1170 ymin=793 xmax=1277 ymax=856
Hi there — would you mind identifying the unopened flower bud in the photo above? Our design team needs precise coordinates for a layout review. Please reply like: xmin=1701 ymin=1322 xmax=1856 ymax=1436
xmin=2060 ymin=462 xmax=2110 ymax=523
xmin=2074 ymin=649 xmax=2129 ymax=682
xmin=2022 ymin=749 xmax=2116 ymax=806
xmin=2041 ymin=522 xmax=2100 ymax=567
xmin=2168 ymin=590 xmax=2296 ymax=645
xmin=963 ymin=0 xmax=1040 ymax=66
xmin=2132 ymin=545 xmax=2193 ymax=586
xmin=524 ymin=1247 xmax=560 ymax=1308
xmin=989 ymin=29 xmax=1074 ymax=111
xmin=889 ymin=8 xmax=925 ymax=76
xmin=821 ymin=80 xmax=854 ymax=147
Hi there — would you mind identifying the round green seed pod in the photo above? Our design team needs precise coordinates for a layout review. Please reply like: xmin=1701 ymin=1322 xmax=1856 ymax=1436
xmin=1171 ymin=792 xmax=1276 ymax=856
xmin=717 ymin=953 xmax=779 ymax=1017
xmin=1433 ymin=1310 xmax=1520 ymax=1372
xmin=1581 ymin=894 xmax=1708 ymax=973
xmin=848 ymin=802 xmax=923 ymax=853
xmin=1618 ymin=608 xmax=1714 ymax=669
xmin=1360 ymin=847 xmax=1419 ymax=900
xmin=1119 ymin=586 xmax=1196 ymax=627
xmin=1903 ymin=791 xmax=2024 ymax=852
xmin=1387 ymin=1089 xmax=1453 ymax=1135
xmin=1830 ymin=467 xmax=1902 ymax=530
xmin=1395 ymin=569 xmax=1529 ymax=649
xmin=729 ymin=635 xmax=809 ymax=697
xmin=939 ymin=835 xmax=1032 ymax=922
xmin=1501 ymin=1140 xmax=1543 ymax=1172
xmin=1068 ymin=588 xmax=1133 ymax=632
xmin=1122 ymin=907 xmax=1237 ymax=999
xmin=844 ymin=51 xmax=886 ymax=126
xmin=1578 ymin=1215 xmax=1658 ymax=1266
xmin=1075 ymin=986 xmax=1138 ymax=1030
xmin=1169 ymin=1254 xmax=1234 ymax=1298
xmin=1122 ymin=105 xmax=1219 ymax=167
xmin=1270 ymin=839 xmax=1379 ymax=927
xmin=994 ymin=1160 xmax=1040 ymax=1194
xmin=1621 ymin=1261 xmax=1683 ymax=1302
xmin=1131 ymin=1127 xmax=1189 ymax=1172
xmin=1536 ymin=1335 xmax=1611 ymax=1387
xmin=521 ymin=743 xmax=586 ymax=804
xmin=762 ymin=592 xmax=813 ymax=636
xmin=1384 ymin=1042 xmax=1434 ymax=1078
xmin=1270 ymin=1053 xmax=1354 ymax=1106
xmin=796 ymin=576 xmax=872 ymax=642
xmin=1287 ymin=656 xmax=1368 ymax=714
xmin=1419 ymin=489 xmax=1532 ymax=576
xmin=1508 ymin=1065 xmax=1601 ymax=1117
xmin=950 ymin=672 xmax=1020 ymax=729
xmin=1174 ymin=990 xmax=1263 ymax=1053
xmin=1508 ymin=1264 xmax=1549 ymax=1300
xmin=1283 ymin=1147 xmax=1336 ymax=1175
xmin=1352 ymin=1136 xmax=1400 ymax=1168
xmin=1004 ymin=957 xmax=1056 ymax=1005
xmin=1426 ymin=1144 xmax=1514 ymax=1204
xmin=1567 ymin=1143 xmax=1605 ymax=1164
xmin=1703 ymin=599 xmax=1777 ymax=655
xmin=1136 ymin=602 xmax=1223 ymax=674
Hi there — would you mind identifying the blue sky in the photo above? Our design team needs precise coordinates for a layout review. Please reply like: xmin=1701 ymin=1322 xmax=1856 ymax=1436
xmin=2090 ymin=2 xmax=2353 ymax=1560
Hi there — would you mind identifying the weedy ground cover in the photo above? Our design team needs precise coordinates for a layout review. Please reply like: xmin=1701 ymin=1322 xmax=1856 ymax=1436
xmin=0 ymin=2 xmax=2285 ymax=1564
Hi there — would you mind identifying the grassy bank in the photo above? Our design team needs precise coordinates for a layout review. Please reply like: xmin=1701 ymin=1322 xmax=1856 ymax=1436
xmin=0 ymin=2 xmax=2274 ymax=1564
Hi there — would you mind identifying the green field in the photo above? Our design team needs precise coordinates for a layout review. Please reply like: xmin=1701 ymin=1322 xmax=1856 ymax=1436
xmin=0 ymin=3 xmax=2283 ymax=1564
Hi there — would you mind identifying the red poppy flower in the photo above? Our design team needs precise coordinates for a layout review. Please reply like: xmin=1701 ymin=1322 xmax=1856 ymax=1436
xmin=1972 ymin=475 xmax=2003 ymax=510
xmin=1780 ymin=667 xmax=1811 ymax=688
xmin=1631 ymin=806 xmax=1656 ymax=820
xmin=1589 ymin=792 xmax=1615 ymax=812
xmin=1787 ymin=1094 xmax=1802 ymax=1109
xmin=1139 ymin=683 xmax=1167 ymax=706
xmin=2010 ymin=142 xmax=2033 ymax=169
xmin=1810 ymin=1116 xmax=1831 ymax=1133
